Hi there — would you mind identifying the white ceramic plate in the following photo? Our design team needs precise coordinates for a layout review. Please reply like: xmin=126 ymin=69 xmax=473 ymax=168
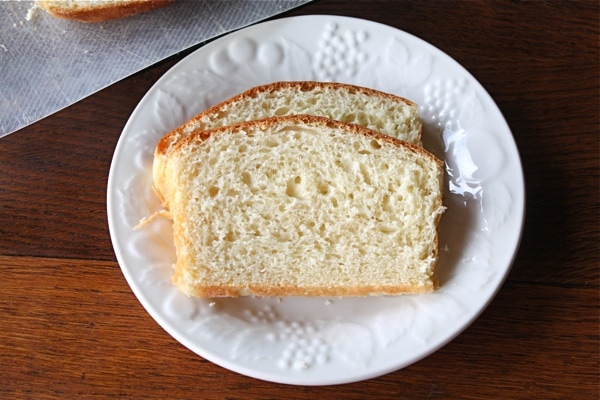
xmin=107 ymin=15 xmax=525 ymax=385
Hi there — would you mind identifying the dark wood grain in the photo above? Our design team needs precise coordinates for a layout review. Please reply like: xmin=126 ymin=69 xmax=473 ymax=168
xmin=0 ymin=0 xmax=598 ymax=398
xmin=1 ymin=257 xmax=597 ymax=399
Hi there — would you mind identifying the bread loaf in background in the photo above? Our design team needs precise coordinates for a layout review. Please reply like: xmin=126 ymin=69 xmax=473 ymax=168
xmin=153 ymin=81 xmax=422 ymax=208
xmin=163 ymin=115 xmax=444 ymax=297
xmin=36 ymin=0 xmax=174 ymax=22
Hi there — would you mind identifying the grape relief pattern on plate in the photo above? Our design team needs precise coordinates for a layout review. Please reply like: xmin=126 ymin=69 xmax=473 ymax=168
xmin=116 ymin=17 xmax=519 ymax=375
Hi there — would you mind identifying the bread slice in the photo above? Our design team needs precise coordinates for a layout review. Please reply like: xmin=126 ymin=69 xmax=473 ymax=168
xmin=153 ymin=81 xmax=422 ymax=207
xmin=36 ymin=0 xmax=174 ymax=22
xmin=164 ymin=115 xmax=444 ymax=297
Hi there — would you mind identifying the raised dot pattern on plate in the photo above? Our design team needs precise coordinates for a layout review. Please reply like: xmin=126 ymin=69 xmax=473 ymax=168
xmin=313 ymin=22 xmax=368 ymax=80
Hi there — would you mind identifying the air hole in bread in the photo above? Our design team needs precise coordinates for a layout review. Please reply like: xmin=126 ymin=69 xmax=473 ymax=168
xmin=353 ymin=141 xmax=372 ymax=155
xmin=378 ymin=225 xmax=397 ymax=234
xmin=285 ymin=176 xmax=305 ymax=200
xmin=319 ymin=224 xmax=327 ymax=235
xmin=370 ymin=140 xmax=382 ymax=149
xmin=225 ymin=231 xmax=236 ymax=242
xmin=356 ymin=112 xmax=368 ymax=125
xmin=340 ymin=113 xmax=356 ymax=124
xmin=241 ymin=172 xmax=252 ymax=187
xmin=359 ymin=163 xmax=372 ymax=185
xmin=265 ymin=138 xmax=279 ymax=148
xmin=382 ymin=194 xmax=393 ymax=212
xmin=317 ymin=181 xmax=329 ymax=195
xmin=208 ymin=186 xmax=219 ymax=197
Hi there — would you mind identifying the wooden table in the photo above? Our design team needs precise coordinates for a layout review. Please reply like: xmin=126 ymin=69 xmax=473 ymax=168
xmin=1 ymin=0 xmax=598 ymax=398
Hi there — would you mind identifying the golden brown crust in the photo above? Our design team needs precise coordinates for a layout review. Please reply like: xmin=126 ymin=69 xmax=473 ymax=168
xmin=37 ymin=0 xmax=174 ymax=23
xmin=155 ymin=81 xmax=420 ymax=157
xmin=174 ymin=114 xmax=441 ymax=169
xmin=176 ymin=282 xmax=437 ymax=298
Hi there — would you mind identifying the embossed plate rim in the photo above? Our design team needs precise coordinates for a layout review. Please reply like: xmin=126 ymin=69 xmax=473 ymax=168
xmin=107 ymin=15 xmax=525 ymax=385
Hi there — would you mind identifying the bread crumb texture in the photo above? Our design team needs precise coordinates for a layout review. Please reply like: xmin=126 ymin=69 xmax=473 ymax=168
xmin=165 ymin=115 xmax=443 ymax=297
